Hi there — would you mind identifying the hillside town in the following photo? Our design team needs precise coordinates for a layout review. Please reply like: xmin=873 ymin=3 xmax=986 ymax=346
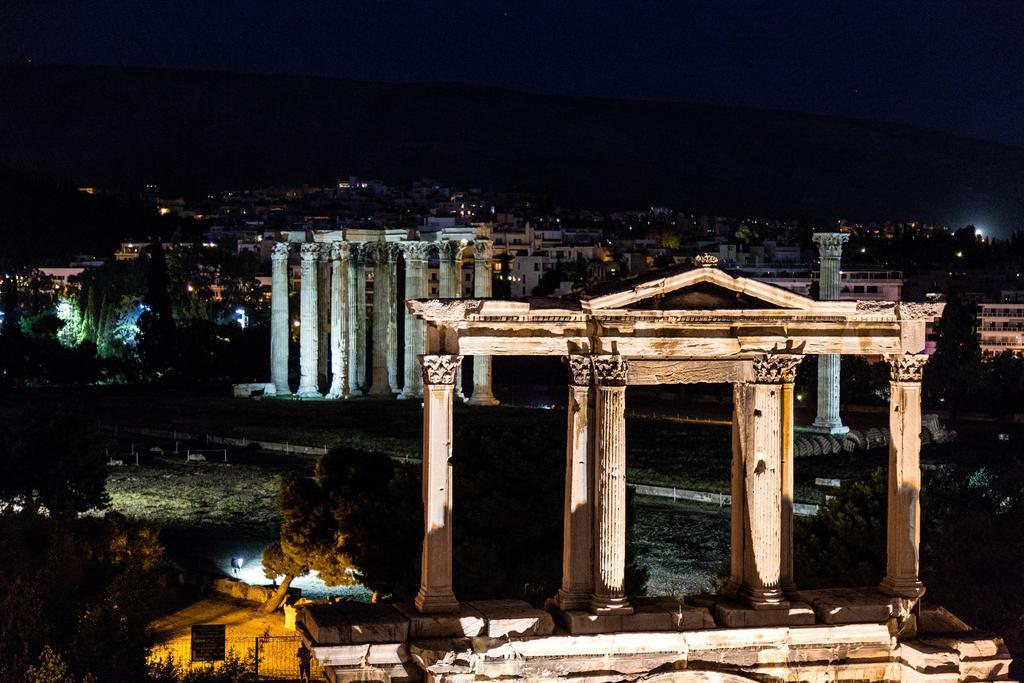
xmin=18 ymin=177 xmax=1024 ymax=357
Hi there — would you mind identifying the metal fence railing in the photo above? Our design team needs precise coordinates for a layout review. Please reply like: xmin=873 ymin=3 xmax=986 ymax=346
xmin=151 ymin=634 xmax=326 ymax=680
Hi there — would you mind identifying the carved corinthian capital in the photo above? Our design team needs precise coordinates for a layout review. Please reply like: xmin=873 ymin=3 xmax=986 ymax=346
xmin=592 ymin=355 xmax=628 ymax=387
xmin=330 ymin=241 xmax=351 ymax=261
xmin=812 ymin=232 xmax=850 ymax=258
xmin=402 ymin=241 xmax=431 ymax=262
xmin=271 ymin=242 xmax=289 ymax=260
xmin=473 ymin=239 xmax=493 ymax=262
xmin=885 ymin=354 xmax=928 ymax=382
xmin=299 ymin=242 xmax=321 ymax=261
xmin=565 ymin=355 xmax=593 ymax=386
xmin=438 ymin=240 xmax=465 ymax=262
xmin=420 ymin=354 xmax=463 ymax=385
xmin=752 ymin=354 xmax=804 ymax=384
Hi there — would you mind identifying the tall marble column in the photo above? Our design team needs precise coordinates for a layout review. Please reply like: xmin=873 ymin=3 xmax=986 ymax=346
xmin=296 ymin=243 xmax=321 ymax=398
xmin=317 ymin=244 xmax=330 ymax=393
xmin=880 ymin=354 xmax=928 ymax=599
xmin=369 ymin=243 xmax=395 ymax=396
xmin=467 ymin=240 xmax=499 ymax=406
xmin=438 ymin=240 xmax=466 ymax=401
xmin=731 ymin=354 xmax=802 ymax=608
xmin=811 ymin=232 xmax=850 ymax=435
xmin=386 ymin=246 xmax=399 ymax=394
xmin=270 ymin=242 xmax=291 ymax=395
xmin=399 ymin=242 xmax=429 ymax=400
xmin=326 ymin=242 xmax=349 ymax=399
xmin=555 ymin=355 xmax=594 ymax=611
xmin=347 ymin=244 xmax=366 ymax=395
xmin=779 ymin=370 xmax=798 ymax=599
xmin=590 ymin=355 xmax=632 ymax=615
xmin=414 ymin=354 xmax=463 ymax=614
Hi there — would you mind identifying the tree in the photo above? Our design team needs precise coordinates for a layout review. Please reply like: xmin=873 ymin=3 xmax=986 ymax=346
xmin=924 ymin=295 xmax=983 ymax=418
xmin=0 ymin=411 xmax=109 ymax=516
xmin=136 ymin=242 xmax=178 ymax=378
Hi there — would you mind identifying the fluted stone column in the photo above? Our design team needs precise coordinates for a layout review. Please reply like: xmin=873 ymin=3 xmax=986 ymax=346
xmin=347 ymin=244 xmax=366 ymax=395
xmin=438 ymin=240 xmax=466 ymax=400
xmin=780 ymin=367 xmax=798 ymax=598
xmin=415 ymin=354 xmax=463 ymax=614
xmin=467 ymin=240 xmax=499 ymax=406
xmin=590 ymin=355 xmax=632 ymax=615
xmin=386 ymin=246 xmax=399 ymax=394
xmin=326 ymin=242 xmax=349 ymax=399
xmin=812 ymin=233 xmax=850 ymax=435
xmin=270 ymin=242 xmax=291 ymax=395
xmin=730 ymin=354 xmax=802 ymax=609
xmin=880 ymin=354 xmax=928 ymax=599
xmin=296 ymin=243 xmax=321 ymax=398
xmin=368 ymin=243 xmax=395 ymax=396
xmin=399 ymin=242 xmax=430 ymax=400
xmin=317 ymin=244 xmax=330 ymax=393
xmin=555 ymin=355 xmax=594 ymax=611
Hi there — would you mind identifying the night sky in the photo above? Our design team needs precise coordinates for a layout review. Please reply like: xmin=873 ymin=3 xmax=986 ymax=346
xmin=2 ymin=0 xmax=1022 ymax=148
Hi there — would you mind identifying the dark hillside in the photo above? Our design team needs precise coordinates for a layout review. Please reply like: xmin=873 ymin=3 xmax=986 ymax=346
xmin=1 ymin=64 xmax=1022 ymax=230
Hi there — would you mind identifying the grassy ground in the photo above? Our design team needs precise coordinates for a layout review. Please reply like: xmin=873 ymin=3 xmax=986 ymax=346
xmin=0 ymin=386 xmax=907 ymax=504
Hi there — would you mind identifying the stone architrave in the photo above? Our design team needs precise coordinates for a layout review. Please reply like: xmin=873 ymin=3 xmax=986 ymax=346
xmin=369 ymin=243 xmax=396 ymax=396
xmin=399 ymin=242 xmax=430 ymax=400
xmin=326 ymin=242 xmax=350 ymax=399
xmin=732 ymin=354 xmax=802 ymax=609
xmin=414 ymin=354 xmax=463 ymax=614
xmin=296 ymin=243 xmax=322 ymax=398
xmin=438 ymin=240 xmax=466 ymax=400
xmin=317 ymin=243 xmax=331 ymax=393
xmin=467 ymin=240 xmax=499 ymax=406
xmin=555 ymin=355 xmax=595 ymax=611
xmin=347 ymin=244 xmax=366 ymax=395
xmin=880 ymin=353 xmax=928 ymax=599
xmin=811 ymin=232 xmax=850 ymax=436
xmin=589 ymin=355 xmax=633 ymax=615
xmin=270 ymin=242 xmax=291 ymax=395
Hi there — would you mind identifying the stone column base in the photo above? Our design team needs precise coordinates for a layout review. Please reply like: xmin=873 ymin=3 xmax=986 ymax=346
xmin=466 ymin=392 xmax=500 ymax=407
xmin=809 ymin=418 xmax=850 ymax=436
xmin=296 ymin=388 xmax=322 ymax=399
xmin=880 ymin=576 xmax=926 ymax=600
xmin=590 ymin=594 xmax=634 ymax=616
xmin=414 ymin=589 xmax=460 ymax=615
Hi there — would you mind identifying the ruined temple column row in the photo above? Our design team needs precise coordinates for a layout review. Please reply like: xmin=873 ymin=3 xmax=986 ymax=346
xmin=270 ymin=242 xmax=290 ymax=395
xmin=415 ymin=353 xmax=462 ymax=614
xmin=590 ymin=355 xmax=633 ymax=615
xmin=555 ymin=355 xmax=595 ymax=611
xmin=726 ymin=354 xmax=802 ymax=609
xmin=467 ymin=239 xmax=499 ymax=406
xmin=812 ymin=232 xmax=850 ymax=435
xmin=296 ymin=242 xmax=322 ymax=398
xmin=880 ymin=354 xmax=928 ymax=599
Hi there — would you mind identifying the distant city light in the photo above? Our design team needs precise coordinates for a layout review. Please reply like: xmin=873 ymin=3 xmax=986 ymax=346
xmin=235 ymin=307 xmax=248 ymax=329
xmin=956 ymin=251 xmax=964 ymax=258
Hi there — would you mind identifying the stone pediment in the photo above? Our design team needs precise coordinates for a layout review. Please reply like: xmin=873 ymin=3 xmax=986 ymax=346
xmin=581 ymin=266 xmax=815 ymax=312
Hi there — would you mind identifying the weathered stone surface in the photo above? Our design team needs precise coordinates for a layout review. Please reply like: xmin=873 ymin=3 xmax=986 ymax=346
xmin=466 ymin=599 xmax=554 ymax=637
xmin=714 ymin=601 xmax=815 ymax=628
xmin=393 ymin=602 xmax=485 ymax=639
xmin=799 ymin=587 xmax=899 ymax=624
xmin=300 ymin=603 xmax=408 ymax=645
xmin=918 ymin=605 xmax=972 ymax=634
